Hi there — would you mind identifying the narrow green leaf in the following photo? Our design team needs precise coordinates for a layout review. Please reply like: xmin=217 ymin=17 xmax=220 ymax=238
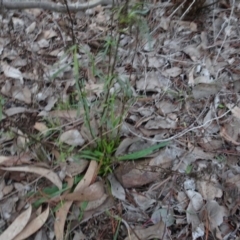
xmin=117 ymin=141 xmax=168 ymax=161
xmin=32 ymin=183 xmax=69 ymax=208
xmin=79 ymin=201 xmax=88 ymax=221
xmin=113 ymin=219 xmax=122 ymax=240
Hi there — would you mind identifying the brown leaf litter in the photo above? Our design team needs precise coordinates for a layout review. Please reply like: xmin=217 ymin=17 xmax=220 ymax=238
xmin=1 ymin=0 xmax=240 ymax=239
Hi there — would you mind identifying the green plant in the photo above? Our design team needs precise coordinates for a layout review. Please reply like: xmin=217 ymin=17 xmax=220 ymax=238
xmin=78 ymin=201 xmax=88 ymax=221
xmin=28 ymin=183 xmax=69 ymax=208
xmin=216 ymin=154 xmax=226 ymax=163
xmin=62 ymin=2 xmax=162 ymax=176
xmin=185 ymin=164 xmax=193 ymax=175
xmin=105 ymin=210 xmax=122 ymax=240
xmin=39 ymin=1 xmax=153 ymax=176
xmin=29 ymin=175 xmax=83 ymax=208
xmin=78 ymin=141 xmax=168 ymax=176
xmin=0 ymin=95 xmax=4 ymax=120
xmin=218 ymin=103 xmax=225 ymax=109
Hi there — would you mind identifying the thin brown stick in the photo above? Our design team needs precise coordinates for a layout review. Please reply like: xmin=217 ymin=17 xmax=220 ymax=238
xmin=2 ymin=0 xmax=113 ymax=12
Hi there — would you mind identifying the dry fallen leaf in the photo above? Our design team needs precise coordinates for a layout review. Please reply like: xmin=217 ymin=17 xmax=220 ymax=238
xmin=115 ymin=160 xmax=159 ymax=188
xmin=34 ymin=122 xmax=49 ymax=134
xmin=4 ymin=107 xmax=36 ymax=117
xmin=1 ymin=166 xmax=62 ymax=190
xmin=107 ymin=174 xmax=126 ymax=201
xmin=0 ymin=153 xmax=33 ymax=166
xmin=197 ymin=181 xmax=222 ymax=200
xmin=186 ymin=190 xmax=204 ymax=240
xmin=183 ymin=45 xmax=201 ymax=61
xmin=162 ymin=67 xmax=182 ymax=78
xmin=124 ymin=221 xmax=167 ymax=240
xmin=12 ymin=85 xmax=32 ymax=104
xmin=54 ymin=160 xmax=98 ymax=240
xmin=206 ymin=200 xmax=228 ymax=230
xmin=220 ymin=126 xmax=240 ymax=145
xmin=227 ymin=104 xmax=240 ymax=120
xmin=59 ymin=129 xmax=85 ymax=146
xmin=0 ymin=205 xmax=32 ymax=240
xmin=84 ymin=193 xmax=108 ymax=211
xmin=54 ymin=201 xmax=72 ymax=240
xmin=1 ymin=62 xmax=24 ymax=84
xmin=63 ymin=181 xmax=104 ymax=202
xmin=13 ymin=205 xmax=49 ymax=240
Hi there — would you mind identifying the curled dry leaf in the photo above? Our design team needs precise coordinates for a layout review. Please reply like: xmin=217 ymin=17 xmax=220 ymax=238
xmin=136 ymin=71 xmax=169 ymax=92
xmin=54 ymin=160 xmax=98 ymax=240
xmin=13 ymin=205 xmax=49 ymax=240
xmin=131 ymin=191 xmax=155 ymax=211
xmin=145 ymin=116 xmax=177 ymax=129
xmin=4 ymin=107 xmax=36 ymax=117
xmin=107 ymin=174 xmax=126 ymax=201
xmin=1 ymin=166 xmax=62 ymax=190
xmin=197 ymin=181 xmax=222 ymax=200
xmin=59 ymin=159 xmax=88 ymax=177
xmin=162 ymin=67 xmax=182 ymax=78
xmin=3 ymin=184 xmax=14 ymax=196
xmin=156 ymin=100 xmax=180 ymax=115
xmin=192 ymin=83 xmax=220 ymax=99
xmin=0 ymin=205 xmax=32 ymax=240
xmin=59 ymin=129 xmax=85 ymax=146
xmin=54 ymin=201 xmax=72 ymax=240
xmin=0 ymin=153 xmax=33 ymax=166
xmin=115 ymin=137 xmax=140 ymax=157
xmin=74 ymin=160 xmax=98 ymax=192
xmin=12 ymin=85 xmax=32 ymax=104
xmin=159 ymin=17 xmax=170 ymax=30
xmin=85 ymin=193 xmax=108 ymax=211
xmin=63 ymin=181 xmax=104 ymax=202
xmin=151 ymin=208 xmax=174 ymax=226
xmin=183 ymin=45 xmax=201 ymax=62
xmin=227 ymin=104 xmax=240 ymax=120
xmin=25 ymin=22 xmax=36 ymax=34
xmin=1 ymin=62 xmax=24 ymax=84
xmin=186 ymin=190 xmax=204 ymax=240
xmin=80 ymin=197 xmax=115 ymax=225
xmin=220 ymin=127 xmax=240 ymax=145
xmin=115 ymin=160 xmax=159 ymax=188
xmin=186 ymin=190 xmax=203 ymax=211
xmin=34 ymin=122 xmax=49 ymax=134
xmin=124 ymin=221 xmax=167 ymax=240
xmin=206 ymin=200 xmax=228 ymax=230
xmin=44 ymin=96 xmax=58 ymax=111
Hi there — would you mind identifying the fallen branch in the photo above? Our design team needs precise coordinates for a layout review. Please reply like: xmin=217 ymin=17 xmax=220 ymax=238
xmin=1 ymin=0 xmax=113 ymax=12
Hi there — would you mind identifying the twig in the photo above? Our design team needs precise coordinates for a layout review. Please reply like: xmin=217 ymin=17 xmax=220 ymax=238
xmin=63 ymin=0 xmax=75 ymax=45
xmin=180 ymin=0 xmax=196 ymax=20
xmin=214 ymin=0 xmax=235 ymax=64
xmin=2 ymin=0 xmax=113 ymax=12
xmin=126 ymin=106 xmax=234 ymax=143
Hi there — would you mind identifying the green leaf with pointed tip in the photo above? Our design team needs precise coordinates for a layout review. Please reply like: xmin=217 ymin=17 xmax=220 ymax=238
xmin=117 ymin=141 xmax=168 ymax=161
